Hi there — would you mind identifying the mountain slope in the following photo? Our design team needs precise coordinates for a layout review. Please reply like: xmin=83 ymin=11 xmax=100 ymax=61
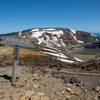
xmin=21 ymin=28 xmax=100 ymax=62
xmin=0 ymin=28 xmax=100 ymax=63
xmin=22 ymin=28 xmax=100 ymax=51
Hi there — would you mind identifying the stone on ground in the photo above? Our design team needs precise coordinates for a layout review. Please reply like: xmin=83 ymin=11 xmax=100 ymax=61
xmin=11 ymin=93 xmax=22 ymax=100
xmin=41 ymin=96 xmax=49 ymax=100
xmin=19 ymin=96 xmax=26 ymax=100
xmin=94 ymin=86 xmax=100 ymax=92
xmin=30 ymin=94 xmax=39 ymax=100
xmin=25 ymin=90 xmax=35 ymax=97
xmin=12 ymin=81 xmax=25 ymax=88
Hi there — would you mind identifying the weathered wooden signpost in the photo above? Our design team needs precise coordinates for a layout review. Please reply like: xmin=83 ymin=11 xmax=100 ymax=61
xmin=0 ymin=31 xmax=35 ymax=82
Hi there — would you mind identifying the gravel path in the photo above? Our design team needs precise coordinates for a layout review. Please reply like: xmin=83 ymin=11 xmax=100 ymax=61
xmin=45 ymin=68 xmax=100 ymax=86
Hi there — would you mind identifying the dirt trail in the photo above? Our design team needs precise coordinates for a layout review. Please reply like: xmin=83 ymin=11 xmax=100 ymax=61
xmin=45 ymin=68 xmax=100 ymax=86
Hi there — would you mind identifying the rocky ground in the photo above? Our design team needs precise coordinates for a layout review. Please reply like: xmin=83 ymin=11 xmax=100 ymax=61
xmin=1 ymin=58 xmax=100 ymax=75
xmin=0 ymin=66 xmax=100 ymax=100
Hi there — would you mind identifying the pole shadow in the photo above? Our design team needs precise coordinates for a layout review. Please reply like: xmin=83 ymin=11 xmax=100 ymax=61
xmin=0 ymin=74 xmax=18 ymax=82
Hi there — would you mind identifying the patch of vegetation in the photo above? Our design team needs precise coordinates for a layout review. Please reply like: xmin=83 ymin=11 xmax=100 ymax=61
xmin=19 ymin=55 xmax=60 ymax=62
xmin=0 ymin=44 xmax=5 ymax=46
xmin=16 ymin=79 xmax=18 ymax=81
xmin=19 ymin=55 xmax=34 ymax=62
xmin=34 ymin=55 xmax=39 ymax=62
xmin=3 ymin=55 xmax=7 ymax=58
xmin=65 ymin=58 xmax=76 ymax=61
xmin=88 ymin=60 xmax=95 ymax=62
xmin=27 ymin=70 xmax=36 ymax=74
xmin=72 ymin=50 xmax=98 ymax=55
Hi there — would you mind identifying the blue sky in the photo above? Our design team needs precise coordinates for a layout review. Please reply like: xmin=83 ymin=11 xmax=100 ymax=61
xmin=0 ymin=0 xmax=100 ymax=34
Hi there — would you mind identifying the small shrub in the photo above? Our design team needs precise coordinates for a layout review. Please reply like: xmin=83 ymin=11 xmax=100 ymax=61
xmin=3 ymin=55 xmax=7 ymax=58
xmin=34 ymin=55 xmax=39 ymax=62
xmin=0 ymin=43 xmax=5 ymax=46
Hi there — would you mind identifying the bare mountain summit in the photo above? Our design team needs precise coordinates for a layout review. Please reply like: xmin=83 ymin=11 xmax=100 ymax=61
xmin=22 ymin=28 xmax=100 ymax=51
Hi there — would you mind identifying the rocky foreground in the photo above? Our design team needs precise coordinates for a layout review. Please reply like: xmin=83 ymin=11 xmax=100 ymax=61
xmin=0 ymin=66 xmax=100 ymax=100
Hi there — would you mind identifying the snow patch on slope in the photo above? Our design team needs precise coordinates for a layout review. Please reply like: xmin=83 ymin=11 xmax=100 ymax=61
xmin=91 ymin=34 xmax=97 ymax=37
xmin=60 ymin=39 xmax=66 ymax=47
xmin=70 ymin=33 xmax=84 ymax=43
xmin=96 ymin=38 xmax=99 ymax=41
xmin=58 ymin=58 xmax=75 ymax=63
xmin=31 ymin=29 xmax=39 ymax=31
xmin=47 ymin=30 xmax=63 ymax=38
xmin=70 ymin=29 xmax=76 ymax=34
xmin=39 ymin=51 xmax=75 ymax=63
xmin=31 ymin=31 xmax=43 ymax=37
xmin=39 ymin=51 xmax=68 ymax=58
xmin=43 ymin=48 xmax=57 ymax=53
xmin=40 ymin=48 xmax=84 ymax=62
xmin=74 ymin=57 xmax=84 ymax=62
xmin=31 ymin=29 xmax=64 ymax=48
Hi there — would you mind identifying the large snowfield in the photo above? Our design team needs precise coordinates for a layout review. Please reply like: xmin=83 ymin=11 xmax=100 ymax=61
xmin=39 ymin=48 xmax=83 ymax=63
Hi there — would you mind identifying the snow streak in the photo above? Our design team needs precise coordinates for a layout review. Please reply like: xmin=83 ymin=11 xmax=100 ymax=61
xmin=70 ymin=33 xmax=84 ymax=43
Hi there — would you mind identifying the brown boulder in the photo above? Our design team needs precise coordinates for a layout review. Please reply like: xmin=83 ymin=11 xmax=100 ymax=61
xmin=94 ymin=86 xmax=100 ymax=92
xmin=84 ymin=82 xmax=94 ymax=90
xmin=12 ymin=81 xmax=25 ymax=88
xmin=70 ymin=77 xmax=79 ymax=84
xmin=61 ymin=76 xmax=70 ymax=83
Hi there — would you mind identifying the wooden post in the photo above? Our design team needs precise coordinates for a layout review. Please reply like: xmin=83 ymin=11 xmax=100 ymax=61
xmin=17 ymin=31 xmax=21 ymax=37
xmin=12 ymin=31 xmax=21 ymax=82
xmin=0 ymin=31 xmax=35 ymax=82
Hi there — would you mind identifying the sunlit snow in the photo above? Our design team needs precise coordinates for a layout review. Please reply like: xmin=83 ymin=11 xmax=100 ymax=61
xmin=31 ymin=29 xmax=64 ymax=48
xmin=97 ymin=57 xmax=100 ymax=60
xmin=43 ymin=48 xmax=57 ymax=53
xmin=96 ymin=38 xmax=99 ymax=41
xmin=39 ymin=51 xmax=68 ymax=58
xmin=70 ymin=29 xmax=76 ymax=34
xmin=74 ymin=57 xmax=84 ymax=62
xmin=91 ymin=34 xmax=97 ymax=37
xmin=60 ymin=39 xmax=66 ymax=47
xmin=31 ymin=31 xmax=43 ymax=37
xmin=40 ymin=51 xmax=84 ymax=62
xmin=31 ymin=29 xmax=39 ymax=31
xmin=47 ymin=30 xmax=64 ymax=38
xmin=70 ymin=33 xmax=84 ymax=43
xmin=39 ymin=51 xmax=75 ymax=63
xmin=22 ymin=36 xmax=26 ymax=38
xmin=58 ymin=58 xmax=75 ymax=63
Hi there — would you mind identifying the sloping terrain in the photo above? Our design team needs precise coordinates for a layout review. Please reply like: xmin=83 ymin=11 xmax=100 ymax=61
xmin=0 ymin=46 xmax=78 ymax=63
xmin=0 ymin=46 xmax=47 ymax=56
xmin=22 ymin=28 xmax=100 ymax=46
xmin=0 ymin=28 xmax=100 ymax=62
xmin=22 ymin=28 xmax=100 ymax=62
